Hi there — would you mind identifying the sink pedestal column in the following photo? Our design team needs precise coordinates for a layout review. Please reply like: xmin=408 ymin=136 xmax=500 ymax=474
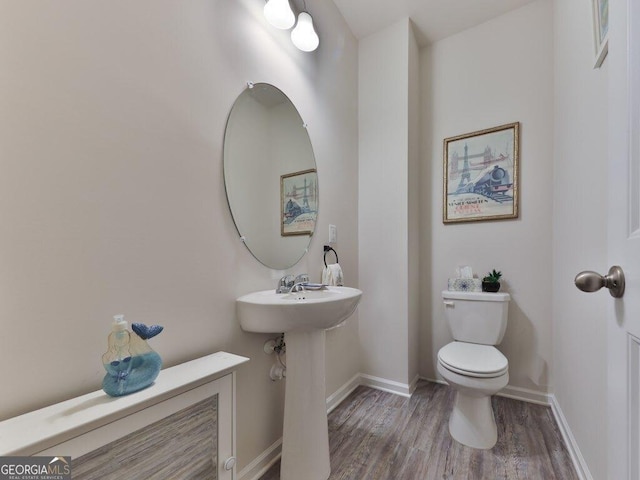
xmin=281 ymin=330 xmax=331 ymax=480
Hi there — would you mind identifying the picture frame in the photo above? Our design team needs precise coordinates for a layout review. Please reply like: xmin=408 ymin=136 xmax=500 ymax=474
xmin=592 ymin=0 xmax=609 ymax=68
xmin=280 ymin=168 xmax=318 ymax=236
xmin=443 ymin=122 xmax=519 ymax=224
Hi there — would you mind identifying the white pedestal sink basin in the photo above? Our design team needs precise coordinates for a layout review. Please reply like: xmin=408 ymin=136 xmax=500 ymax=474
xmin=236 ymin=286 xmax=362 ymax=480
xmin=237 ymin=286 xmax=362 ymax=333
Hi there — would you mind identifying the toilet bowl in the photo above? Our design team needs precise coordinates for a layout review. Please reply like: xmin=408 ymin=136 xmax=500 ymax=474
xmin=438 ymin=291 xmax=510 ymax=449
xmin=437 ymin=341 xmax=508 ymax=449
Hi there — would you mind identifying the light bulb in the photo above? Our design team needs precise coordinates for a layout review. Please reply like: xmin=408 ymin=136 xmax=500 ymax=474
xmin=264 ymin=0 xmax=295 ymax=30
xmin=291 ymin=12 xmax=319 ymax=52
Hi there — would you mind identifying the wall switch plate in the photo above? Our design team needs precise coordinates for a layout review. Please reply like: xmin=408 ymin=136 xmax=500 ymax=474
xmin=329 ymin=224 xmax=337 ymax=243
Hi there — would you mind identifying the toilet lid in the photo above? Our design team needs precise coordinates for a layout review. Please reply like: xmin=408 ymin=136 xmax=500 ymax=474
xmin=438 ymin=342 xmax=508 ymax=378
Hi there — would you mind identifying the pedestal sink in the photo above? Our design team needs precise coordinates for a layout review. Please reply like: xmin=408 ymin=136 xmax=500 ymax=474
xmin=236 ymin=286 xmax=362 ymax=480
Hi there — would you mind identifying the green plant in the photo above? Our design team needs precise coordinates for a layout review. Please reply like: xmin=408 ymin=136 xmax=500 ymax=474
xmin=483 ymin=269 xmax=502 ymax=284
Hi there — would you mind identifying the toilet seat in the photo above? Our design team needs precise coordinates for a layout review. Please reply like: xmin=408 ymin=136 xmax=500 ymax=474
xmin=438 ymin=341 xmax=508 ymax=378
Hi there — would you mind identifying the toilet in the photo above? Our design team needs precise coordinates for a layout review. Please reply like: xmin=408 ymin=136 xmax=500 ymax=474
xmin=437 ymin=290 xmax=510 ymax=449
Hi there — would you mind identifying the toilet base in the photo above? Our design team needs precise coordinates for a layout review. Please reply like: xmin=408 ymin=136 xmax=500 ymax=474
xmin=449 ymin=391 xmax=497 ymax=449
xmin=437 ymin=358 xmax=507 ymax=450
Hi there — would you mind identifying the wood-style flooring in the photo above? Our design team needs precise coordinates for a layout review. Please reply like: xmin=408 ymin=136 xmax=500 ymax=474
xmin=259 ymin=381 xmax=578 ymax=480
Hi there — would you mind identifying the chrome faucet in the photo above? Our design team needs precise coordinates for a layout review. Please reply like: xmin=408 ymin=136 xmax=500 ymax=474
xmin=291 ymin=283 xmax=306 ymax=293
xmin=276 ymin=275 xmax=295 ymax=293
xmin=276 ymin=273 xmax=309 ymax=293
xmin=291 ymin=274 xmax=310 ymax=293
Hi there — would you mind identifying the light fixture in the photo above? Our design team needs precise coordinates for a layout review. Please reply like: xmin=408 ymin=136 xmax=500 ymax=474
xmin=263 ymin=0 xmax=295 ymax=30
xmin=291 ymin=11 xmax=319 ymax=52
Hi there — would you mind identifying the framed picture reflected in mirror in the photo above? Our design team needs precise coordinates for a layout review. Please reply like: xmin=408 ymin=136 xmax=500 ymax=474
xmin=281 ymin=169 xmax=318 ymax=236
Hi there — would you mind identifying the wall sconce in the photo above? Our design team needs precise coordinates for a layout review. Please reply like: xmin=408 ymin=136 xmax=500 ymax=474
xmin=263 ymin=0 xmax=319 ymax=52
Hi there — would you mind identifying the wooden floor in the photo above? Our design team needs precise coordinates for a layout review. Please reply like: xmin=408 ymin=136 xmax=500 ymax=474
xmin=259 ymin=381 xmax=578 ymax=480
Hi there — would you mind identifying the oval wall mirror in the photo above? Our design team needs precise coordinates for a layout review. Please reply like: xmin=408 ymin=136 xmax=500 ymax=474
xmin=223 ymin=83 xmax=318 ymax=270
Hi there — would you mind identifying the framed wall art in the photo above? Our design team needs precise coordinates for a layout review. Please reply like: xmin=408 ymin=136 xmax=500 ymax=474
xmin=281 ymin=168 xmax=318 ymax=236
xmin=592 ymin=0 xmax=609 ymax=68
xmin=443 ymin=122 xmax=519 ymax=224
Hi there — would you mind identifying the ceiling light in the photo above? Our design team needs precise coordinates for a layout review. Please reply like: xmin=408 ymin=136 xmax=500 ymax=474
xmin=291 ymin=12 xmax=319 ymax=52
xmin=263 ymin=0 xmax=295 ymax=30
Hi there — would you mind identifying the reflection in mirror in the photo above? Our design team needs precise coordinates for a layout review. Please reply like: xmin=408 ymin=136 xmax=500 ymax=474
xmin=223 ymin=83 xmax=318 ymax=270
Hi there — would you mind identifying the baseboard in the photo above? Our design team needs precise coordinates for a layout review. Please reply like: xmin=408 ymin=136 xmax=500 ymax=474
xmin=421 ymin=376 xmax=551 ymax=406
xmin=326 ymin=373 xmax=361 ymax=414
xmin=329 ymin=373 xmax=419 ymax=407
xmin=359 ymin=373 xmax=413 ymax=397
xmin=423 ymin=376 xmax=448 ymax=387
xmin=409 ymin=373 xmax=420 ymax=395
xmin=237 ymin=438 xmax=282 ymax=480
xmin=549 ymin=394 xmax=593 ymax=480
xmin=499 ymin=384 xmax=551 ymax=406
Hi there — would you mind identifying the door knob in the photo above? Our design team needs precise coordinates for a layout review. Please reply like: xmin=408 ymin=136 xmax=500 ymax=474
xmin=574 ymin=266 xmax=625 ymax=298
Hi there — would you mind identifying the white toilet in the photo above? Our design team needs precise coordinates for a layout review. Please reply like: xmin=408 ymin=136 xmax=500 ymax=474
xmin=437 ymin=290 xmax=510 ymax=449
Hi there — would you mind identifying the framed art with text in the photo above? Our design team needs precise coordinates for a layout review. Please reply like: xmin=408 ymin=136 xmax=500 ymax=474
xmin=443 ymin=122 xmax=519 ymax=224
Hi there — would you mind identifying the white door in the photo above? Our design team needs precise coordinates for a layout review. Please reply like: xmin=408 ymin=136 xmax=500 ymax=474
xmin=607 ymin=0 xmax=640 ymax=478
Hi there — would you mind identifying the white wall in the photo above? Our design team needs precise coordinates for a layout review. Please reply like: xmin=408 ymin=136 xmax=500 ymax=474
xmin=358 ymin=19 xmax=419 ymax=389
xmin=408 ymin=21 xmax=421 ymax=390
xmin=0 ymin=0 xmax=359 ymax=472
xmin=420 ymin=0 xmax=555 ymax=396
xmin=552 ymin=0 xmax=609 ymax=477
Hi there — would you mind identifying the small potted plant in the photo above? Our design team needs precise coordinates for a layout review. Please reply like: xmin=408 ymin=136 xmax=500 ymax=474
xmin=482 ymin=269 xmax=502 ymax=292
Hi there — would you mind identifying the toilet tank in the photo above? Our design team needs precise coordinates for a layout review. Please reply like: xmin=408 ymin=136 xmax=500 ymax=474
xmin=442 ymin=290 xmax=510 ymax=345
